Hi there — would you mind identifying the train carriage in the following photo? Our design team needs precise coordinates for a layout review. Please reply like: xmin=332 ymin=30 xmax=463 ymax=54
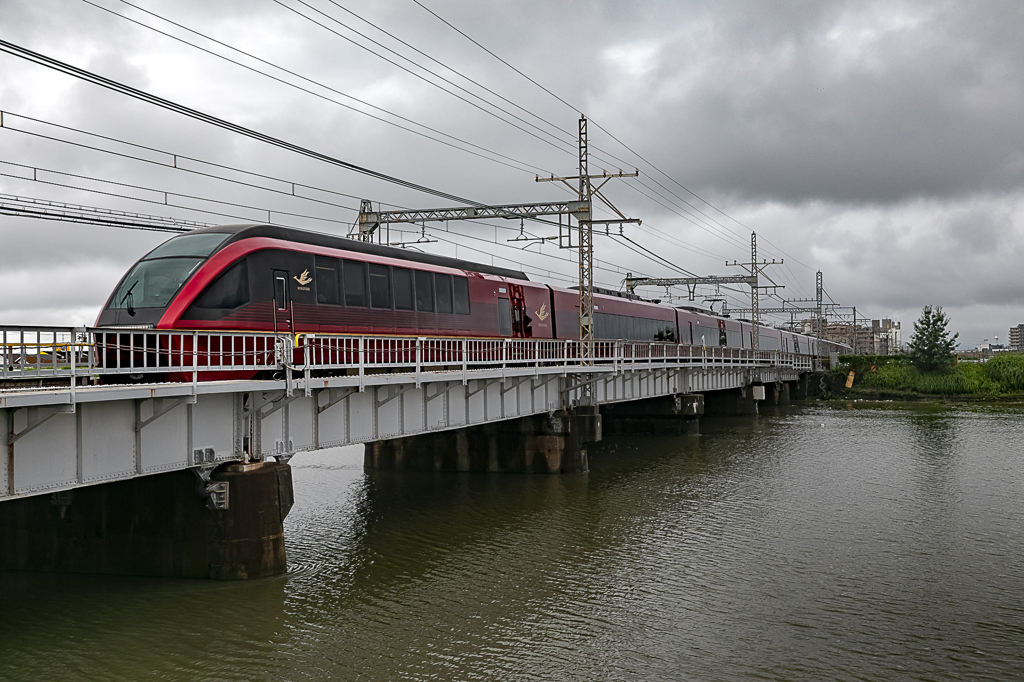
xmin=95 ymin=223 xmax=849 ymax=379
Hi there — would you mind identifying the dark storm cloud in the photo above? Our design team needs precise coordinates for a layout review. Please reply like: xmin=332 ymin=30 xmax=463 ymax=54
xmin=0 ymin=0 xmax=1022 ymax=343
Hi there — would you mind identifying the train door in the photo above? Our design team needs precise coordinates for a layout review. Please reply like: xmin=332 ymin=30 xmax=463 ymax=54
xmin=508 ymin=284 xmax=527 ymax=337
xmin=273 ymin=269 xmax=291 ymax=332
xmin=496 ymin=285 xmax=513 ymax=337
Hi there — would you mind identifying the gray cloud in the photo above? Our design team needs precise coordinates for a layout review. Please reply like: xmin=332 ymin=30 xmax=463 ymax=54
xmin=0 ymin=0 xmax=1022 ymax=346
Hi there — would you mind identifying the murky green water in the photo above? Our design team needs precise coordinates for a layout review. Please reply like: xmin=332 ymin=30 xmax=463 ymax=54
xmin=3 ymin=402 xmax=1024 ymax=680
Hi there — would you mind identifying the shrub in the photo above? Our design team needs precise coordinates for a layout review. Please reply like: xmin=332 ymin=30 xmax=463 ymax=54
xmin=984 ymin=354 xmax=1024 ymax=391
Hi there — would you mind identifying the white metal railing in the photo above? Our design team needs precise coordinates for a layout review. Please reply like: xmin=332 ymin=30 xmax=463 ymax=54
xmin=0 ymin=325 xmax=816 ymax=386
xmin=1 ymin=326 xmax=279 ymax=382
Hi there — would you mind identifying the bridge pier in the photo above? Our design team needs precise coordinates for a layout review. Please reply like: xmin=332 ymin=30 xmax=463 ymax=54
xmin=364 ymin=406 xmax=601 ymax=474
xmin=600 ymin=394 xmax=703 ymax=435
xmin=701 ymin=387 xmax=759 ymax=416
xmin=0 ymin=462 xmax=293 ymax=579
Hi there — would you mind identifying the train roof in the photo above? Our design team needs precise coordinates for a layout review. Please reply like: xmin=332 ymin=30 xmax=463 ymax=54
xmin=190 ymin=223 xmax=531 ymax=281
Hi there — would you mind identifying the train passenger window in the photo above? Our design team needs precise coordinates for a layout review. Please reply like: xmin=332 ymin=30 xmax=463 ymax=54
xmin=415 ymin=270 xmax=433 ymax=312
xmin=435 ymin=274 xmax=453 ymax=314
xmin=497 ymin=298 xmax=512 ymax=336
xmin=453 ymin=277 xmax=470 ymax=314
xmin=343 ymin=260 xmax=367 ymax=307
xmin=195 ymin=259 xmax=249 ymax=309
xmin=315 ymin=257 xmax=339 ymax=305
xmin=274 ymin=271 xmax=288 ymax=310
xmin=393 ymin=268 xmax=414 ymax=310
xmin=369 ymin=264 xmax=391 ymax=309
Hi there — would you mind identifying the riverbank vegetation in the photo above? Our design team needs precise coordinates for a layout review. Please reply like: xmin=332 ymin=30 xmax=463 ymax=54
xmin=836 ymin=353 xmax=1024 ymax=396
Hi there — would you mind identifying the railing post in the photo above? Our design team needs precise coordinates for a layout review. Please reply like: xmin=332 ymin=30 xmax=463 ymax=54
xmin=303 ymin=335 xmax=313 ymax=397
xmin=358 ymin=336 xmax=365 ymax=392
xmin=415 ymin=337 xmax=423 ymax=387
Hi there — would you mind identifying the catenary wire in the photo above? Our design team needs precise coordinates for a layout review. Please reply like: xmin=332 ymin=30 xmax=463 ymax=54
xmin=84 ymin=0 xmax=547 ymax=176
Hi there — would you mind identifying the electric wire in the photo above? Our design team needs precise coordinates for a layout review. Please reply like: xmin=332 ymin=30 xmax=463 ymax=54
xmin=277 ymin=0 xmax=576 ymax=152
xmin=269 ymin=0 xmax=577 ymax=159
xmin=0 ymin=37 xmax=489 ymax=207
xmin=0 ymin=159 xmax=348 ymax=226
xmin=85 ymin=0 xmax=546 ymax=176
xmin=411 ymin=1 xmax=816 ymax=269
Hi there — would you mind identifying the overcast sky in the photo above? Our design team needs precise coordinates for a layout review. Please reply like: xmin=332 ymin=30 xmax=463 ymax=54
xmin=1 ymin=0 xmax=1022 ymax=346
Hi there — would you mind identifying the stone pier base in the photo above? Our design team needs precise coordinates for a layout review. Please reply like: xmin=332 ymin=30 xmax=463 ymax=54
xmin=365 ymin=406 xmax=601 ymax=474
xmin=601 ymin=394 xmax=703 ymax=435
xmin=702 ymin=387 xmax=759 ymax=416
xmin=0 ymin=462 xmax=293 ymax=579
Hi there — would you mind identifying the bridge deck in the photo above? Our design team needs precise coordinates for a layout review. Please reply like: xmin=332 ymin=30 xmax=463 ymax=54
xmin=2 ymin=326 xmax=824 ymax=501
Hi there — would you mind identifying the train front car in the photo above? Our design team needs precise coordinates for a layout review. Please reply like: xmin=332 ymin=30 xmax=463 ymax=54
xmin=95 ymin=224 xmax=547 ymax=381
xmin=97 ymin=228 xmax=233 ymax=328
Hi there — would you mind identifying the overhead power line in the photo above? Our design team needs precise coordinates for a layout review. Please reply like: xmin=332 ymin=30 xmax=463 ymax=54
xmin=87 ymin=0 xmax=547 ymax=176
xmin=0 ymin=193 xmax=203 ymax=232
xmin=411 ymin=1 xmax=812 ymax=266
xmin=0 ymin=37 xmax=486 ymax=207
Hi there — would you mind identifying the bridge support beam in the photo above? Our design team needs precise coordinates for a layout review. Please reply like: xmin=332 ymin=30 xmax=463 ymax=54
xmin=0 ymin=462 xmax=293 ymax=579
xmin=364 ymin=406 xmax=601 ymax=474
xmin=600 ymin=394 xmax=703 ymax=435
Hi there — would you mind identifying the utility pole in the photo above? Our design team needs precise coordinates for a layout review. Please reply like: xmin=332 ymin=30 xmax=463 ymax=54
xmin=727 ymin=232 xmax=783 ymax=353
xmin=536 ymin=116 xmax=639 ymax=403
xmin=816 ymin=270 xmax=824 ymax=353
xmin=356 ymin=116 xmax=640 ymax=404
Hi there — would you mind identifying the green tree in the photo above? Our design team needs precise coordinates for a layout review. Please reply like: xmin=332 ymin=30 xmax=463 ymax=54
xmin=907 ymin=305 xmax=958 ymax=371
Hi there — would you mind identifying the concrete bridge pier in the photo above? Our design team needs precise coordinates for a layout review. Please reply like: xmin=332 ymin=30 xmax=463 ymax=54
xmin=0 ymin=462 xmax=293 ymax=579
xmin=701 ymin=387 xmax=759 ymax=416
xmin=364 ymin=405 xmax=601 ymax=475
xmin=600 ymin=394 xmax=703 ymax=435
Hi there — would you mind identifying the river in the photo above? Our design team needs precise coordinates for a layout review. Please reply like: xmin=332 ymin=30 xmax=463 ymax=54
xmin=2 ymin=401 xmax=1023 ymax=680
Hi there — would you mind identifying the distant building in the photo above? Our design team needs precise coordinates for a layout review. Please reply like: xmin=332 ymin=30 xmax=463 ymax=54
xmin=872 ymin=319 xmax=901 ymax=355
xmin=1010 ymin=324 xmax=1024 ymax=351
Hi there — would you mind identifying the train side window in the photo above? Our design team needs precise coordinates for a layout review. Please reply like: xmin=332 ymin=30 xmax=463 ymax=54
xmin=273 ymin=270 xmax=288 ymax=310
xmin=343 ymin=260 xmax=367 ymax=307
xmin=453 ymin=276 xmax=470 ymax=315
xmin=393 ymin=268 xmax=414 ymax=310
xmin=497 ymin=298 xmax=512 ymax=336
xmin=195 ymin=259 xmax=249 ymax=309
xmin=369 ymin=264 xmax=391 ymax=309
xmin=415 ymin=270 xmax=434 ymax=312
xmin=315 ymin=257 xmax=339 ymax=305
xmin=435 ymin=274 xmax=453 ymax=314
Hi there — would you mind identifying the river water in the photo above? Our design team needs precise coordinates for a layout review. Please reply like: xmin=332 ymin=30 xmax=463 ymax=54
xmin=2 ymin=401 xmax=1024 ymax=680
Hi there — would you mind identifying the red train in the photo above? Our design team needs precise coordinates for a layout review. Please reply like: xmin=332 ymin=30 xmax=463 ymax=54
xmin=97 ymin=223 xmax=849 ymax=357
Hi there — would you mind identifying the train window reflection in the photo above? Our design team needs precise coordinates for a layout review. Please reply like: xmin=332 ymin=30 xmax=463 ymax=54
xmin=393 ymin=268 xmax=414 ymax=310
xmin=109 ymin=257 xmax=203 ymax=310
xmin=344 ymin=260 xmax=367 ymax=307
xmin=143 ymin=232 xmax=229 ymax=260
xmin=435 ymin=274 xmax=453 ymax=314
xmin=453 ymin=277 xmax=470 ymax=315
xmin=369 ymin=264 xmax=391 ymax=309
xmin=195 ymin=260 xmax=249 ymax=309
xmin=315 ymin=257 xmax=339 ymax=305
xmin=415 ymin=270 xmax=433 ymax=312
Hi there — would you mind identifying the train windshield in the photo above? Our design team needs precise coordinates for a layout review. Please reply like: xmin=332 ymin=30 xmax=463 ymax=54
xmin=142 ymin=232 xmax=229 ymax=260
xmin=108 ymin=258 xmax=204 ymax=310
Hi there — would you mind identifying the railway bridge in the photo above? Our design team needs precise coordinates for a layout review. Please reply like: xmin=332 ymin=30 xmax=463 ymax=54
xmin=1 ymin=326 xmax=828 ymax=579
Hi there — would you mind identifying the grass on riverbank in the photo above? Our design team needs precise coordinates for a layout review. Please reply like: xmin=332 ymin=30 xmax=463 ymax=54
xmin=837 ymin=353 xmax=1024 ymax=395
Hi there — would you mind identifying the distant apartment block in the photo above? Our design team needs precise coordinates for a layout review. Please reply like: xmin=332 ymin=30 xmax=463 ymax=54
xmin=1010 ymin=324 xmax=1024 ymax=351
